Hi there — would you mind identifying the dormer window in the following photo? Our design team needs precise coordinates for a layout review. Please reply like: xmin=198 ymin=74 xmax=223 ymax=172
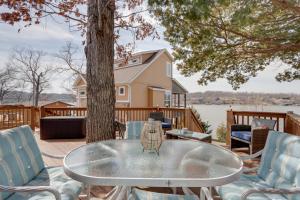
xmin=128 ymin=57 xmax=141 ymax=66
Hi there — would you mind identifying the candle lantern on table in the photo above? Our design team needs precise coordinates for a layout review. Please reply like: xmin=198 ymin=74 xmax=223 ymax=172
xmin=140 ymin=118 xmax=163 ymax=155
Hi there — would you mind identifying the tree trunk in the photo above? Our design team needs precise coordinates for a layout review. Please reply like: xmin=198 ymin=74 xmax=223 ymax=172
xmin=35 ymin=76 xmax=40 ymax=107
xmin=85 ymin=0 xmax=116 ymax=142
xmin=32 ymin=82 xmax=36 ymax=106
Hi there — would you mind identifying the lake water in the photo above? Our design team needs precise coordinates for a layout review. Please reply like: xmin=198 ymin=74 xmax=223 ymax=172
xmin=193 ymin=104 xmax=300 ymax=139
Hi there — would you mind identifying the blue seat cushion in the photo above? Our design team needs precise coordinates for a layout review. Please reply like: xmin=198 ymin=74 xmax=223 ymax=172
xmin=0 ymin=125 xmax=45 ymax=199
xmin=257 ymin=131 xmax=300 ymax=200
xmin=7 ymin=167 xmax=83 ymax=200
xmin=216 ymin=174 xmax=287 ymax=200
xmin=231 ymin=131 xmax=252 ymax=141
xmin=161 ymin=122 xmax=172 ymax=129
xmin=129 ymin=188 xmax=198 ymax=200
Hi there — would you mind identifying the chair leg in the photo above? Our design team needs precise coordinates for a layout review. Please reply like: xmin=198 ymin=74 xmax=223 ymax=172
xmin=79 ymin=184 xmax=91 ymax=200
xmin=87 ymin=185 xmax=91 ymax=200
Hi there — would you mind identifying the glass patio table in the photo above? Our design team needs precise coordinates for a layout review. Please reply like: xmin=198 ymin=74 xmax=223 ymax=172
xmin=63 ymin=140 xmax=243 ymax=188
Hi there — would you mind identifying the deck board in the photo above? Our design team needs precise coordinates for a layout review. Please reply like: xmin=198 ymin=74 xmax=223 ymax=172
xmin=35 ymin=132 xmax=259 ymax=199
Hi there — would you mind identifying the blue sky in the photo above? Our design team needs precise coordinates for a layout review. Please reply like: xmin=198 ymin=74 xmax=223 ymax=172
xmin=0 ymin=19 xmax=299 ymax=94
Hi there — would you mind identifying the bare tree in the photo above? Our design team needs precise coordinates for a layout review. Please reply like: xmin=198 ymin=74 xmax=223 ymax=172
xmin=55 ymin=42 xmax=85 ymax=76
xmin=8 ymin=47 xmax=53 ymax=106
xmin=0 ymin=65 xmax=18 ymax=104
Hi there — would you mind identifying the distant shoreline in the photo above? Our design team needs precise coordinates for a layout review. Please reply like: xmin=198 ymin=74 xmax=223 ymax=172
xmin=190 ymin=103 xmax=300 ymax=106
xmin=187 ymin=91 xmax=300 ymax=106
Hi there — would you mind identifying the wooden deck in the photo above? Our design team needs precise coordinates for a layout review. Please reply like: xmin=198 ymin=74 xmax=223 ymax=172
xmin=35 ymin=132 xmax=259 ymax=199
xmin=35 ymin=133 xmax=116 ymax=199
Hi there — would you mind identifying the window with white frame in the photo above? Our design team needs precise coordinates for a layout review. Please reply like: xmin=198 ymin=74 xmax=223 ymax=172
xmin=166 ymin=62 xmax=172 ymax=77
xmin=164 ymin=91 xmax=171 ymax=107
xmin=119 ymin=86 xmax=125 ymax=96
xmin=79 ymin=90 xmax=86 ymax=96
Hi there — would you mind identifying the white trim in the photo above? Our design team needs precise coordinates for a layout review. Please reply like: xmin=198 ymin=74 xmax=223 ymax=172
xmin=128 ymin=85 xmax=132 ymax=107
xmin=116 ymin=100 xmax=130 ymax=103
xmin=166 ymin=62 xmax=172 ymax=78
xmin=114 ymin=49 xmax=162 ymax=62
xmin=118 ymin=86 xmax=126 ymax=96
xmin=116 ymin=84 xmax=131 ymax=104
xmin=148 ymin=87 xmax=166 ymax=92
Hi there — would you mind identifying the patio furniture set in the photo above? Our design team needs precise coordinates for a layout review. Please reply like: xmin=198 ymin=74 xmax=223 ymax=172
xmin=0 ymin=116 xmax=300 ymax=200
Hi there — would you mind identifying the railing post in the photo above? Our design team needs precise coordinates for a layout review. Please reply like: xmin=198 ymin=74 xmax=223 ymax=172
xmin=40 ymin=106 xmax=45 ymax=118
xmin=226 ymin=110 xmax=234 ymax=145
xmin=285 ymin=111 xmax=300 ymax=136
xmin=184 ymin=108 xmax=191 ymax=129
xmin=30 ymin=106 xmax=35 ymax=130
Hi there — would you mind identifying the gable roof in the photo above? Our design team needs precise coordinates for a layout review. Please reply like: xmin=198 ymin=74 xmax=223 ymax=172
xmin=172 ymin=79 xmax=188 ymax=94
xmin=40 ymin=101 xmax=74 ymax=107
xmin=74 ymin=49 xmax=173 ymax=85
xmin=73 ymin=74 xmax=87 ymax=88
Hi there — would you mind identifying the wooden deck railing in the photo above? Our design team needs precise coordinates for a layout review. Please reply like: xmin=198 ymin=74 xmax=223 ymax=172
xmin=0 ymin=105 xmax=38 ymax=130
xmin=285 ymin=112 xmax=300 ymax=136
xmin=226 ymin=110 xmax=300 ymax=144
xmin=40 ymin=106 xmax=87 ymax=117
xmin=40 ymin=106 xmax=205 ymax=132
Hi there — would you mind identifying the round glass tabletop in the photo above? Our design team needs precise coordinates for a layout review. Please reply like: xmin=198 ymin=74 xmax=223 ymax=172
xmin=64 ymin=140 xmax=243 ymax=187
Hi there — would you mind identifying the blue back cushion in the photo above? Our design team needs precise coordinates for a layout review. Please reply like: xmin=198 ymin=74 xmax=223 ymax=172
xmin=0 ymin=125 xmax=45 ymax=199
xmin=251 ymin=118 xmax=276 ymax=130
xmin=125 ymin=121 xmax=145 ymax=139
xmin=258 ymin=131 xmax=300 ymax=199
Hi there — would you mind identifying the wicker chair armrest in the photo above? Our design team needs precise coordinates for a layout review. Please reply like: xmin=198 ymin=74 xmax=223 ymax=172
xmin=0 ymin=185 xmax=61 ymax=200
xmin=241 ymin=187 xmax=300 ymax=200
xmin=240 ymin=149 xmax=263 ymax=161
xmin=200 ymin=187 xmax=213 ymax=200
xmin=251 ymin=128 xmax=269 ymax=144
xmin=41 ymin=151 xmax=65 ymax=159
xmin=252 ymin=127 xmax=269 ymax=135
xmin=231 ymin=124 xmax=251 ymax=132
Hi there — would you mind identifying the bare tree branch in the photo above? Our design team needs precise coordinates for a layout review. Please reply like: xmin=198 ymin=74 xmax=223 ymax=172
xmin=7 ymin=47 xmax=53 ymax=106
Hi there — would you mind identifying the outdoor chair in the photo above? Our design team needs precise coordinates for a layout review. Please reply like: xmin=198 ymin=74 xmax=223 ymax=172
xmin=230 ymin=118 xmax=276 ymax=154
xmin=114 ymin=120 xmax=126 ymax=139
xmin=124 ymin=121 xmax=145 ymax=139
xmin=149 ymin=112 xmax=172 ymax=131
xmin=0 ymin=125 xmax=83 ymax=200
xmin=201 ymin=130 xmax=300 ymax=200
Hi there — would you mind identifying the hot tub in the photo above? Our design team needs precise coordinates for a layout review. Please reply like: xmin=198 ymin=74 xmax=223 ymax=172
xmin=40 ymin=116 xmax=86 ymax=140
